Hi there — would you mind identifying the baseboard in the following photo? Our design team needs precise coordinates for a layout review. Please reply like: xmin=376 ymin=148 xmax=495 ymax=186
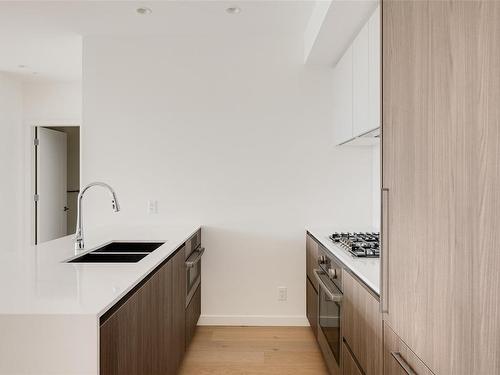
xmin=198 ymin=314 xmax=309 ymax=326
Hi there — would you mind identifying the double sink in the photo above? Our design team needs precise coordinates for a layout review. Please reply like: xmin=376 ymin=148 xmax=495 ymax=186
xmin=67 ymin=242 xmax=165 ymax=263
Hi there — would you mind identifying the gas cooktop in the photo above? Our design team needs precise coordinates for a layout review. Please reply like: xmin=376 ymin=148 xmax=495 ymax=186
xmin=329 ymin=232 xmax=380 ymax=258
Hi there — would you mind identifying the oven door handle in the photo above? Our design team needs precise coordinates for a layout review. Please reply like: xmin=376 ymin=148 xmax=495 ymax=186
xmin=313 ymin=269 xmax=342 ymax=303
xmin=185 ymin=247 xmax=205 ymax=268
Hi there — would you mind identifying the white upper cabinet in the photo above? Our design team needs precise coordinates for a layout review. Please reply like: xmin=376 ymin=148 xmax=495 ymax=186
xmin=333 ymin=5 xmax=380 ymax=145
xmin=368 ymin=5 xmax=381 ymax=133
xmin=333 ymin=45 xmax=353 ymax=145
xmin=353 ymin=22 xmax=370 ymax=136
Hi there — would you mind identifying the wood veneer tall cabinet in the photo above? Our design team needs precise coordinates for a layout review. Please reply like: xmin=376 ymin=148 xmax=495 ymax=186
xmin=381 ymin=1 xmax=500 ymax=374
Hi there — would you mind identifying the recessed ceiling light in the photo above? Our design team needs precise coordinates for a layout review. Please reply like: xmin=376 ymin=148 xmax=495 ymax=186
xmin=18 ymin=64 xmax=27 ymax=68
xmin=226 ymin=7 xmax=242 ymax=15
xmin=136 ymin=7 xmax=152 ymax=15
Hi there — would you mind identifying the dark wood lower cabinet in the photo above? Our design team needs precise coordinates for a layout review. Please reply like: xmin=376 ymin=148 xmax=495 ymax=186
xmin=185 ymin=284 xmax=201 ymax=349
xmin=171 ymin=246 xmax=186 ymax=370
xmin=306 ymin=277 xmax=318 ymax=337
xmin=100 ymin=260 xmax=174 ymax=375
xmin=100 ymin=241 xmax=198 ymax=375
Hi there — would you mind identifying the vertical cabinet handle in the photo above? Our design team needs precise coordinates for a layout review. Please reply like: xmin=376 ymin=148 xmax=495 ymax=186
xmin=391 ymin=352 xmax=417 ymax=375
xmin=381 ymin=188 xmax=389 ymax=313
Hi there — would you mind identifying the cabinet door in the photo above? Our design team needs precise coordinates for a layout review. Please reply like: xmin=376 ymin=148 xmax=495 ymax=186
xmin=342 ymin=271 xmax=382 ymax=375
xmin=368 ymin=5 xmax=380 ymax=132
xmin=185 ymin=285 xmax=201 ymax=349
xmin=306 ymin=234 xmax=319 ymax=291
xmin=352 ymin=22 xmax=370 ymax=136
xmin=171 ymin=246 xmax=186 ymax=372
xmin=100 ymin=261 xmax=174 ymax=375
xmin=342 ymin=342 xmax=363 ymax=375
xmin=382 ymin=1 xmax=500 ymax=374
xmin=333 ymin=45 xmax=353 ymax=145
xmin=306 ymin=278 xmax=318 ymax=337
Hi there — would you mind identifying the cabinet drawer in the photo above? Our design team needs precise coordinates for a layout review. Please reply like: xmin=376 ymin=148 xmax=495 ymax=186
xmin=343 ymin=271 xmax=382 ymax=374
xmin=383 ymin=323 xmax=434 ymax=375
xmin=185 ymin=284 xmax=201 ymax=349
xmin=342 ymin=341 xmax=363 ymax=375
xmin=306 ymin=234 xmax=319 ymax=291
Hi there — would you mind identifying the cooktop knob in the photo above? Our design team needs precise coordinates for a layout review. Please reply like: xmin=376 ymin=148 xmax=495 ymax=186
xmin=328 ymin=268 xmax=337 ymax=279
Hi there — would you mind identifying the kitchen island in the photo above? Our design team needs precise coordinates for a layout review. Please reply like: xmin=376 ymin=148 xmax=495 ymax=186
xmin=0 ymin=224 xmax=202 ymax=375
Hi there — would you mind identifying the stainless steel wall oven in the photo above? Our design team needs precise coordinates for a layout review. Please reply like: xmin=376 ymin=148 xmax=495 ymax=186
xmin=185 ymin=230 xmax=204 ymax=307
xmin=314 ymin=246 xmax=343 ymax=374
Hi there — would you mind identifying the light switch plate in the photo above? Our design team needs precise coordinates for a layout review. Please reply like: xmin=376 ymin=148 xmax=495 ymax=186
xmin=147 ymin=200 xmax=158 ymax=214
xmin=278 ymin=287 xmax=287 ymax=301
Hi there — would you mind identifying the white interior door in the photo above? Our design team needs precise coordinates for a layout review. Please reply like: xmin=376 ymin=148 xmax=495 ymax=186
xmin=36 ymin=127 xmax=67 ymax=243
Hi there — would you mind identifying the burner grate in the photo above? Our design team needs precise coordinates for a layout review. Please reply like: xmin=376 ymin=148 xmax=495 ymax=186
xmin=329 ymin=232 xmax=380 ymax=258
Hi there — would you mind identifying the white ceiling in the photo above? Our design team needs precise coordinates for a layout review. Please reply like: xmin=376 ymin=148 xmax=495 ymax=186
xmin=0 ymin=1 xmax=316 ymax=82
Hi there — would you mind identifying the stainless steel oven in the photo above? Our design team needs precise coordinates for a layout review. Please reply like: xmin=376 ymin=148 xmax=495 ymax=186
xmin=185 ymin=230 xmax=204 ymax=307
xmin=314 ymin=247 xmax=343 ymax=374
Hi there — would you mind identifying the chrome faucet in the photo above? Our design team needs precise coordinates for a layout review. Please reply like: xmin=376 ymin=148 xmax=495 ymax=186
xmin=75 ymin=182 xmax=120 ymax=250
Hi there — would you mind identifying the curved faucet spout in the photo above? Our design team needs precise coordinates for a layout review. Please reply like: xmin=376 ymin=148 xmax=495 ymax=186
xmin=75 ymin=182 xmax=120 ymax=250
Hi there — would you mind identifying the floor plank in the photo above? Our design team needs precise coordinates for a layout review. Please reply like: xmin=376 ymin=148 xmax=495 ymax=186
xmin=179 ymin=326 xmax=329 ymax=375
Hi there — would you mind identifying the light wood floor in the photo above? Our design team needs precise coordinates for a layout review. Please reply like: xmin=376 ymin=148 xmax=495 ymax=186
xmin=179 ymin=326 xmax=329 ymax=375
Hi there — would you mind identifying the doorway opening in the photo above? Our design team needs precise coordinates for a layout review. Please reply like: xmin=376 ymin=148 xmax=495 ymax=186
xmin=34 ymin=126 xmax=80 ymax=244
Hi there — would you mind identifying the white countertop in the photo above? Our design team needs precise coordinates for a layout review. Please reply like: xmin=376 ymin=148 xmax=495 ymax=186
xmin=307 ymin=227 xmax=380 ymax=295
xmin=0 ymin=224 xmax=201 ymax=316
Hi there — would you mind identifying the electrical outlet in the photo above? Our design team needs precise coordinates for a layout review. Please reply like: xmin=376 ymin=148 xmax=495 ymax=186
xmin=147 ymin=200 xmax=158 ymax=214
xmin=278 ymin=287 xmax=287 ymax=301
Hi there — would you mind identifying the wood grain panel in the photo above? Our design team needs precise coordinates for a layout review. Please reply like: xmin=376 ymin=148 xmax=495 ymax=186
xmin=152 ymin=258 xmax=174 ymax=375
xmin=100 ymin=288 xmax=140 ymax=375
xmin=383 ymin=322 xmax=433 ymax=375
xmin=382 ymin=1 xmax=500 ymax=373
xmin=186 ymin=284 xmax=201 ymax=349
xmin=172 ymin=246 xmax=186 ymax=372
xmin=342 ymin=341 xmax=363 ymax=375
xmin=306 ymin=277 xmax=318 ymax=337
xmin=306 ymin=234 xmax=319 ymax=291
xmin=100 ymin=260 xmax=174 ymax=375
xmin=472 ymin=2 xmax=500 ymax=373
xmin=342 ymin=271 xmax=382 ymax=375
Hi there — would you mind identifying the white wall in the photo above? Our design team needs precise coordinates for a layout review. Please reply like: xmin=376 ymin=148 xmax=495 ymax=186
xmin=23 ymin=81 xmax=81 ymax=125
xmin=22 ymin=81 xmax=82 ymax=245
xmin=0 ymin=76 xmax=81 ymax=251
xmin=82 ymin=34 xmax=374 ymax=324
xmin=0 ymin=73 xmax=24 ymax=252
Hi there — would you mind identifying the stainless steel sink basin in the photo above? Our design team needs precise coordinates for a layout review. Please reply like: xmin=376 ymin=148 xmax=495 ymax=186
xmin=66 ymin=241 xmax=165 ymax=263
xmin=68 ymin=253 xmax=148 ymax=263
xmin=92 ymin=241 xmax=165 ymax=253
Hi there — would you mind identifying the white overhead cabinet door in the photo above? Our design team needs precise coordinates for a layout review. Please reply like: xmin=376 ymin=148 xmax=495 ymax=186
xmin=332 ymin=45 xmax=353 ymax=145
xmin=333 ymin=5 xmax=380 ymax=145
xmin=353 ymin=22 xmax=370 ymax=136
xmin=37 ymin=127 xmax=68 ymax=243
xmin=368 ymin=5 xmax=381 ymax=133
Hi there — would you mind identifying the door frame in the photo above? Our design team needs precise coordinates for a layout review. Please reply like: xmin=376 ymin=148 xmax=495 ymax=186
xmin=31 ymin=124 xmax=81 ymax=245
